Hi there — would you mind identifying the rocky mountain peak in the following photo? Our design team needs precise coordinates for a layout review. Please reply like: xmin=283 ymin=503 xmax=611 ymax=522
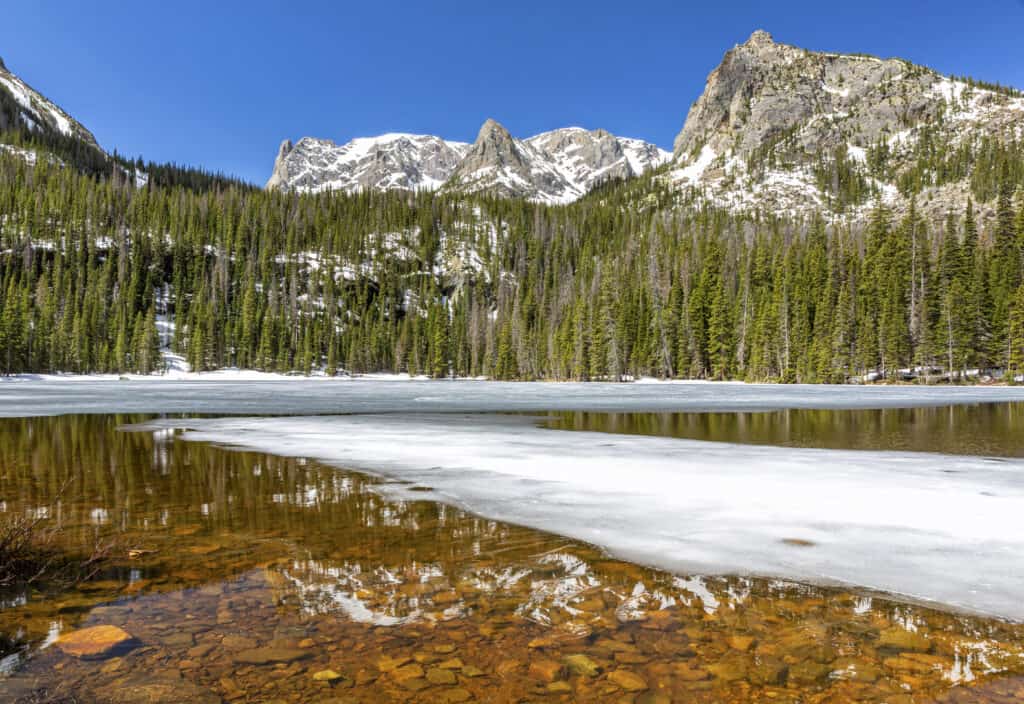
xmin=741 ymin=29 xmax=770 ymax=48
xmin=266 ymin=139 xmax=294 ymax=190
xmin=743 ymin=29 xmax=775 ymax=48
xmin=465 ymin=118 xmax=528 ymax=169
xmin=478 ymin=118 xmax=509 ymax=137
xmin=447 ymin=123 xmax=671 ymax=204
xmin=668 ymin=31 xmax=1024 ymax=220
xmin=265 ymin=133 xmax=471 ymax=193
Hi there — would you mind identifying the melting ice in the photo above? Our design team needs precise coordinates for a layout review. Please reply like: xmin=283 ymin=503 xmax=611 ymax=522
xmin=148 ymin=411 xmax=1024 ymax=622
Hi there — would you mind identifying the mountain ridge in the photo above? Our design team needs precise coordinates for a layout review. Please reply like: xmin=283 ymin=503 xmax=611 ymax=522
xmin=267 ymin=119 xmax=671 ymax=204
xmin=2 ymin=32 xmax=1020 ymax=220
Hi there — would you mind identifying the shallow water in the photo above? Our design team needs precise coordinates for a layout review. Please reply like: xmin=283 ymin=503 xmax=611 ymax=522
xmin=0 ymin=414 xmax=1023 ymax=703
xmin=542 ymin=403 xmax=1024 ymax=457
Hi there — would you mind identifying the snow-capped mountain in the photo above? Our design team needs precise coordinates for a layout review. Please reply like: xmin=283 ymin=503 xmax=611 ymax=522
xmin=525 ymin=127 xmax=672 ymax=194
xmin=266 ymin=134 xmax=471 ymax=193
xmin=267 ymin=121 xmax=671 ymax=204
xmin=446 ymin=121 xmax=671 ymax=204
xmin=0 ymin=57 xmax=101 ymax=151
xmin=668 ymin=30 xmax=1024 ymax=220
xmin=442 ymin=119 xmax=583 ymax=204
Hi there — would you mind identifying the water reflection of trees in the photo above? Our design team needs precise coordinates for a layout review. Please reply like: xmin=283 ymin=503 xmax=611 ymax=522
xmin=0 ymin=415 xmax=552 ymax=570
xmin=546 ymin=404 xmax=1024 ymax=456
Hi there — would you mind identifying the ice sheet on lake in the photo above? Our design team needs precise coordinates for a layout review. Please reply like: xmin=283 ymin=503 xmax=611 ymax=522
xmin=149 ymin=413 xmax=1024 ymax=621
xmin=4 ymin=378 xmax=1024 ymax=417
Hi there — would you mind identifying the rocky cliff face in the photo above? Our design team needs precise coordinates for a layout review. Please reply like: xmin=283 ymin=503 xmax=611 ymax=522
xmin=524 ymin=127 xmax=671 ymax=198
xmin=266 ymin=133 xmax=471 ymax=193
xmin=0 ymin=60 xmax=101 ymax=150
xmin=443 ymin=119 xmax=583 ymax=204
xmin=268 ymin=121 xmax=670 ymax=204
xmin=444 ymin=120 xmax=672 ymax=203
xmin=670 ymin=30 xmax=1024 ymax=219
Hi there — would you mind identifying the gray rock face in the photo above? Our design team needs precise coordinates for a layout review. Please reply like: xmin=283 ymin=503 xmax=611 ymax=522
xmin=670 ymin=29 xmax=1024 ymax=219
xmin=266 ymin=133 xmax=471 ymax=193
xmin=445 ymin=119 xmax=578 ymax=203
xmin=445 ymin=121 xmax=671 ymax=204
xmin=0 ymin=60 xmax=101 ymax=150
xmin=265 ymin=139 xmax=294 ymax=190
xmin=267 ymin=121 xmax=670 ymax=204
xmin=674 ymin=30 xmax=936 ymax=162
xmin=531 ymin=126 xmax=635 ymax=194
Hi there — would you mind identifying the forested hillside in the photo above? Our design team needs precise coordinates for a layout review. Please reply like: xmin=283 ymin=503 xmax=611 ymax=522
xmin=1 ymin=151 xmax=1022 ymax=382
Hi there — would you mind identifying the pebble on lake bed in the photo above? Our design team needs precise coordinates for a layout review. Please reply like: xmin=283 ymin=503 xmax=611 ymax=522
xmin=608 ymin=668 xmax=649 ymax=692
xmin=312 ymin=669 xmax=344 ymax=682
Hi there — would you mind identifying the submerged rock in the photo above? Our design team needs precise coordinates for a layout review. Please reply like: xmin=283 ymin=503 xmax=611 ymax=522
xmin=55 ymin=625 xmax=137 ymax=660
xmin=426 ymin=667 xmax=457 ymax=685
xmin=877 ymin=627 xmax=932 ymax=653
xmin=232 ymin=647 xmax=312 ymax=665
xmin=313 ymin=669 xmax=345 ymax=682
xmin=529 ymin=657 xmax=564 ymax=682
xmin=563 ymin=653 xmax=602 ymax=677
xmin=103 ymin=675 xmax=220 ymax=704
xmin=608 ymin=669 xmax=648 ymax=692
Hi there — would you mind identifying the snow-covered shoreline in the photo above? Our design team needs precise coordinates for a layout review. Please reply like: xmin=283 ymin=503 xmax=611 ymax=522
xmin=2 ymin=369 xmax=1018 ymax=386
xmin=142 ymin=412 xmax=1024 ymax=622
xmin=3 ymin=379 xmax=1024 ymax=418
xmin=0 ymin=370 xmax=433 ymax=383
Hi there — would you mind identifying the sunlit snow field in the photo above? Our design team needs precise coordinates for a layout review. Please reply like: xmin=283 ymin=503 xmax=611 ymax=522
xmin=5 ymin=380 xmax=1024 ymax=620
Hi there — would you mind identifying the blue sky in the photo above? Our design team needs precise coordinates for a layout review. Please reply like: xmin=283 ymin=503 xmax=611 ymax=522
xmin=2 ymin=1 xmax=1022 ymax=184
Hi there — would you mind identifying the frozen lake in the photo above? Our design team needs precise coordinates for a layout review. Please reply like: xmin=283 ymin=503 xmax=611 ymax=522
xmin=4 ymin=377 xmax=1024 ymax=416
xmin=4 ymin=379 xmax=1024 ymax=620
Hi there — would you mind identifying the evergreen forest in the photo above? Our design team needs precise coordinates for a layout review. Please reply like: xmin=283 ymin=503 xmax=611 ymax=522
xmin=1 ymin=150 xmax=1023 ymax=383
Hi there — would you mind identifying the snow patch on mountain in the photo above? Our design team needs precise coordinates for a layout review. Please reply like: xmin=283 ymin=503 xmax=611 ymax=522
xmin=0 ymin=62 xmax=101 ymax=149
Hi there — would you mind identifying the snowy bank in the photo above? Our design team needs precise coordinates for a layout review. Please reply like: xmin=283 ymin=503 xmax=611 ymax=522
xmin=3 ymin=379 xmax=1024 ymax=418
xmin=0 ymin=370 xmax=431 ymax=383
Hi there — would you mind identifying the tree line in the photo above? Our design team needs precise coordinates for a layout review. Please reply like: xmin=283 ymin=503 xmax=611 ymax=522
xmin=0 ymin=151 xmax=1022 ymax=382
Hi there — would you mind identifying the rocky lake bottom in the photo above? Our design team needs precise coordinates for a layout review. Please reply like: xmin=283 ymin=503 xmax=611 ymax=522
xmin=0 ymin=404 xmax=1023 ymax=703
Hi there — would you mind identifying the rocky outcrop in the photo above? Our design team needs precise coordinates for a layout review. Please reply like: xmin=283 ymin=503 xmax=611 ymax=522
xmin=670 ymin=30 xmax=1024 ymax=219
xmin=265 ymin=139 xmax=294 ymax=190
